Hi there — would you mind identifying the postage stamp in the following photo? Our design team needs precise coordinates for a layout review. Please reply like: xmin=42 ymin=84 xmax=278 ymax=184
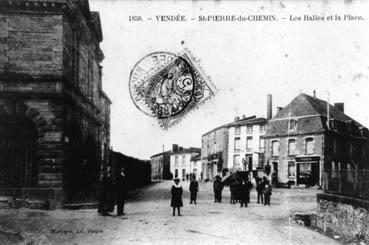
xmin=129 ymin=49 xmax=216 ymax=129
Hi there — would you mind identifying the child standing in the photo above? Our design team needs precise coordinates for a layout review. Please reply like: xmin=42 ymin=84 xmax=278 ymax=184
xmin=171 ymin=178 xmax=183 ymax=216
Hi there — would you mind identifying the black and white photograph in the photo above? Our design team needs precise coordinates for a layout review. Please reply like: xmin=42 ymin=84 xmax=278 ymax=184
xmin=0 ymin=0 xmax=369 ymax=244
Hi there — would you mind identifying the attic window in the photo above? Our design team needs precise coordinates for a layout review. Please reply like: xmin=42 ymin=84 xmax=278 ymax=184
xmin=288 ymin=119 xmax=298 ymax=131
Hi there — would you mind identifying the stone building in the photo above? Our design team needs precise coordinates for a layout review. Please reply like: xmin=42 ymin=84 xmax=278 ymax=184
xmin=170 ymin=146 xmax=201 ymax=180
xmin=0 ymin=0 xmax=111 ymax=208
xmin=201 ymin=125 xmax=229 ymax=180
xmin=150 ymin=150 xmax=171 ymax=181
xmin=227 ymin=116 xmax=267 ymax=175
xmin=263 ymin=93 xmax=369 ymax=187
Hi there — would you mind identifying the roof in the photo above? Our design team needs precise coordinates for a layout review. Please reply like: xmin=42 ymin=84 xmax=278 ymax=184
xmin=202 ymin=116 xmax=267 ymax=136
xmin=227 ymin=117 xmax=267 ymax=127
xmin=272 ymin=93 xmax=364 ymax=128
xmin=171 ymin=147 xmax=201 ymax=155
xmin=150 ymin=150 xmax=171 ymax=158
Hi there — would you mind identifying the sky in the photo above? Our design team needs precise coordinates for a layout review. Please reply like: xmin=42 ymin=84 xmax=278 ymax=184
xmin=89 ymin=0 xmax=369 ymax=160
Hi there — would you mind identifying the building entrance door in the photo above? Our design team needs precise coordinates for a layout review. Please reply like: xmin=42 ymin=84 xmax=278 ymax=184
xmin=0 ymin=117 xmax=38 ymax=188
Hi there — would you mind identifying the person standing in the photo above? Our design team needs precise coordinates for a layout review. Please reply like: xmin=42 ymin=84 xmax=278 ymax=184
xmin=239 ymin=180 xmax=250 ymax=207
xmin=230 ymin=180 xmax=238 ymax=204
xmin=116 ymin=167 xmax=128 ymax=216
xmin=171 ymin=178 xmax=183 ymax=216
xmin=245 ymin=178 xmax=253 ymax=204
xmin=213 ymin=175 xmax=223 ymax=203
xmin=189 ymin=177 xmax=199 ymax=204
xmin=263 ymin=181 xmax=272 ymax=206
xmin=256 ymin=177 xmax=264 ymax=204
xmin=98 ymin=169 xmax=114 ymax=216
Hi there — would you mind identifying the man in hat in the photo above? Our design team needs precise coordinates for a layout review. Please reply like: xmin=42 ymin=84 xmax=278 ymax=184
xmin=189 ymin=176 xmax=199 ymax=204
xmin=213 ymin=175 xmax=224 ymax=203
xmin=116 ymin=167 xmax=128 ymax=216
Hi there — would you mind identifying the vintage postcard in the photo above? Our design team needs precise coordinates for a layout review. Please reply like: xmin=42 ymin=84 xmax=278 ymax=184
xmin=0 ymin=0 xmax=369 ymax=244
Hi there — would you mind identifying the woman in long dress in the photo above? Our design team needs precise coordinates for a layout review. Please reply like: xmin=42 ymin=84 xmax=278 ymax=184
xmin=170 ymin=178 xmax=183 ymax=216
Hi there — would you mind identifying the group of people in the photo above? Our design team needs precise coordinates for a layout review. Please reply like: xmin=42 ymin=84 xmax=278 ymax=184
xmin=98 ymin=166 xmax=128 ymax=217
xmin=256 ymin=176 xmax=273 ymax=206
xmin=170 ymin=174 xmax=273 ymax=216
xmin=229 ymin=178 xmax=254 ymax=207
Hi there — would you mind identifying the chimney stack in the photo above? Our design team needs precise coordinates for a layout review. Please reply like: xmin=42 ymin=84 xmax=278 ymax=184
xmin=276 ymin=107 xmax=283 ymax=113
xmin=241 ymin=114 xmax=246 ymax=120
xmin=172 ymin=144 xmax=178 ymax=152
xmin=267 ymin=94 xmax=272 ymax=120
xmin=234 ymin=116 xmax=240 ymax=122
xmin=334 ymin=103 xmax=344 ymax=113
xmin=313 ymin=90 xmax=316 ymax=98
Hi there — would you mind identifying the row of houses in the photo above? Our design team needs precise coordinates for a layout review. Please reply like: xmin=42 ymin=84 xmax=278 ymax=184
xmin=151 ymin=92 xmax=369 ymax=187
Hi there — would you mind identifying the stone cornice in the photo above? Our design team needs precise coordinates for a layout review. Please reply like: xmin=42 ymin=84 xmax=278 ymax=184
xmin=0 ymin=0 xmax=103 ymax=50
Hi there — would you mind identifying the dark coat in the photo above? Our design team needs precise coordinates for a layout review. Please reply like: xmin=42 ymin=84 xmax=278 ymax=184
xmin=263 ymin=184 xmax=272 ymax=196
xmin=171 ymin=185 xmax=183 ymax=207
xmin=239 ymin=183 xmax=249 ymax=201
xmin=101 ymin=176 xmax=114 ymax=212
xmin=189 ymin=180 xmax=199 ymax=193
xmin=213 ymin=179 xmax=223 ymax=193
xmin=115 ymin=173 xmax=128 ymax=195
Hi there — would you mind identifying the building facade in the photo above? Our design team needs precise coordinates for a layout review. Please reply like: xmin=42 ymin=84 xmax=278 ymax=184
xmin=201 ymin=125 xmax=229 ymax=180
xmin=227 ymin=116 xmax=267 ymax=174
xmin=263 ymin=93 xmax=369 ymax=186
xmin=150 ymin=151 xmax=171 ymax=181
xmin=0 ymin=0 xmax=111 ymax=208
xmin=170 ymin=146 xmax=201 ymax=180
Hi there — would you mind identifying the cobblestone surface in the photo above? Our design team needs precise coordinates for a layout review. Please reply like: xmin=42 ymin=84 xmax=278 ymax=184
xmin=0 ymin=181 xmax=339 ymax=245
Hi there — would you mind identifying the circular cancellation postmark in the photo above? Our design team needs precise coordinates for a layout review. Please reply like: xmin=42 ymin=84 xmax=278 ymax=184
xmin=129 ymin=50 xmax=216 ymax=128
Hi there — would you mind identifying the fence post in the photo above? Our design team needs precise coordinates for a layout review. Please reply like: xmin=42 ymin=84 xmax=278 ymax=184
xmin=338 ymin=162 xmax=342 ymax=194
xmin=354 ymin=164 xmax=358 ymax=195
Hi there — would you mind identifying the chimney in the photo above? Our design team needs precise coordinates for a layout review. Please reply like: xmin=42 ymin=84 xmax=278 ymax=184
xmin=334 ymin=103 xmax=344 ymax=113
xmin=276 ymin=107 xmax=283 ymax=113
xmin=267 ymin=94 xmax=272 ymax=120
xmin=241 ymin=114 xmax=246 ymax=120
xmin=234 ymin=116 xmax=240 ymax=122
xmin=172 ymin=144 xmax=178 ymax=152
xmin=313 ymin=90 xmax=316 ymax=98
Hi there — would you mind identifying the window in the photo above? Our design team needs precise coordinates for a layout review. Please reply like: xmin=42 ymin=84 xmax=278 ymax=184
xmin=182 ymin=169 xmax=186 ymax=179
xmin=288 ymin=119 xmax=298 ymax=131
xmin=305 ymin=138 xmax=314 ymax=155
xmin=233 ymin=155 xmax=240 ymax=167
xmin=182 ymin=155 xmax=186 ymax=165
xmin=234 ymin=137 xmax=240 ymax=150
xmin=333 ymin=139 xmax=338 ymax=154
xmin=260 ymin=124 xmax=266 ymax=133
xmin=272 ymin=140 xmax=279 ymax=156
xmin=247 ymin=126 xmax=253 ymax=134
xmin=235 ymin=126 xmax=241 ymax=135
xmin=175 ymin=169 xmax=178 ymax=178
xmin=288 ymin=139 xmax=296 ymax=156
xmin=175 ymin=156 xmax=178 ymax=166
xmin=259 ymin=138 xmax=265 ymax=152
xmin=246 ymin=137 xmax=253 ymax=152
xmin=288 ymin=161 xmax=296 ymax=178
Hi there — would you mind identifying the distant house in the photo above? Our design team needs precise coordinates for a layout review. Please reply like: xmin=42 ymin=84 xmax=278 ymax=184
xmin=201 ymin=124 xmax=229 ymax=180
xmin=263 ymin=93 xmax=369 ymax=186
xmin=227 ymin=116 xmax=267 ymax=175
xmin=170 ymin=145 xmax=201 ymax=180
xmin=150 ymin=151 xmax=171 ymax=181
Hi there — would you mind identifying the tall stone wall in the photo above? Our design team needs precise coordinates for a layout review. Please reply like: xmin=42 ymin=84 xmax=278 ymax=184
xmin=317 ymin=193 xmax=369 ymax=241
xmin=0 ymin=13 xmax=63 ymax=76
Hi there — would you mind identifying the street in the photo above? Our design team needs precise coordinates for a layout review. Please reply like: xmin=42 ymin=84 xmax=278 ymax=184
xmin=0 ymin=181 xmax=339 ymax=245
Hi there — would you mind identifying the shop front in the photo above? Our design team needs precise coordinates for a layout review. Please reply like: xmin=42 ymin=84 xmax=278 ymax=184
xmin=295 ymin=156 xmax=320 ymax=186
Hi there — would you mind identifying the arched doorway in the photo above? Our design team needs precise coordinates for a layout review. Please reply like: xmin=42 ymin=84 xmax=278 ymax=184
xmin=0 ymin=115 xmax=38 ymax=188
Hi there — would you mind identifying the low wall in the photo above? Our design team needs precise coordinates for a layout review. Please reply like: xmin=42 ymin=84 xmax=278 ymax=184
xmin=317 ymin=193 xmax=369 ymax=241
